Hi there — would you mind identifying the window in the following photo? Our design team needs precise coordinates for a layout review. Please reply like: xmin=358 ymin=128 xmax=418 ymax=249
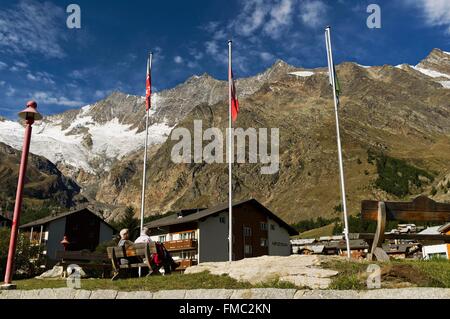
xmin=243 ymin=227 xmax=252 ymax=237
xmin=219 ymin=216 xmax=226 ymax=224
xmin=244 ymin=245 xmax=252 ymax=255
xmin=158 ymin=235 xmax=166 ymax=242
xmin=270 ymin=224 xmax=275 ymax=231
xmin=180 ymin=231 xmax=196 ymax=240
xmin=260 ymin=238 xmax=268 ymax=247
xmin=260 ymin=222 xmax=268 ymax=231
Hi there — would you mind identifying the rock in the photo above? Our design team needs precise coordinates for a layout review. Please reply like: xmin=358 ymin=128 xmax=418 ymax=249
xmin=74 ymin=289 xmax=92 ymax=299
xmin=0 ymin=290 xmax=22 ymax=299
xmin=295 ymin=290 xmax=362 ymax=299
xmin=90 ymin=289 xmax=118 ymax=299
xmin=360 ymin=288 xmax=450 ymax=299
xmin=230 ymin=288 xmax=296 ymax=299
xmin=35 ymin=266 xmax=64 ymax=279
xmin=185 ymin=255 xmax=338 ymax=289
xmin=116 ymin=291 xmax=154 ymax=299
xmin=153 ymin=290 xmax=186 ymax=299
xmin=185 ymin=289 xmax=233 ymax=299
xmin=53 ymin=288 xmax=78 ymax=299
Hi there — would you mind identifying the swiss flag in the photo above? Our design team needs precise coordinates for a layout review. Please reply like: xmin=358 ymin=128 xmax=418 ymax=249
xmin=145 ymin=56 xmax=152 ymax=111
xmin=230 ymin=69 xmax=239 ymax=122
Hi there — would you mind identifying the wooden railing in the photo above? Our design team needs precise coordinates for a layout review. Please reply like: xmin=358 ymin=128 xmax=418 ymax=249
xmin=164 ymin=239 xmax=197 ymax=251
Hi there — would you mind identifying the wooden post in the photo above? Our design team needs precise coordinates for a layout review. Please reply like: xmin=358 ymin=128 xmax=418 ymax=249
xmin=370 ymin=201 xmax=390 ymax=261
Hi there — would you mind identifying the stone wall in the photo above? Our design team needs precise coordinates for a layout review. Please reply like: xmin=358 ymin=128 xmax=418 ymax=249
xmin=0 ymin=288 xmax=449 ymax=299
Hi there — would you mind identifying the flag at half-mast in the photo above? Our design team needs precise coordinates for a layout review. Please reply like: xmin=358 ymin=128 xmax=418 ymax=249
xmin=229 ymin=68 xmax=239 ymax=122
xmin=145 ymin=55 xmax=152 ymax=111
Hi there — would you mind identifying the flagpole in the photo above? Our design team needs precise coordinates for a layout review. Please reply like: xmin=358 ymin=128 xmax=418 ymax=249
xmin=228 ymin=40 xmax=233 ymax=262
xmin=325 ymin=26 xmax=351 ymax=259
xmin=140 ymin=52 xmax=153 ymax=233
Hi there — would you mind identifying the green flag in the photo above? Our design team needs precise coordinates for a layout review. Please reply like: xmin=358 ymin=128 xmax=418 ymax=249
xmin=333 ymin=64 xmax=341 ymax=97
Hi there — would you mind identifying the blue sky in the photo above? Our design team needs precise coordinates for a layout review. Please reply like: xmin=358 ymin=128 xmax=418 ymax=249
xmin=0 ymin=0 xmax=450 ymax=118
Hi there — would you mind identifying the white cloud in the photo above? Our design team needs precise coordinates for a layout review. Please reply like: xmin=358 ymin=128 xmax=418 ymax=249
xmin=299 ymin=0 xmax=328 ymax=28
xmin=264 ymin=0 xmax=294 ymax=38
xmin=407 ymin=0 xmax=450 ymax=34
xmin=0 ymin=61 xmax=7 ymax=70
xmin=260 ymin=52 xmax=274 ymax=61
xmin=14 ymin=61 xmax=27 ymax=68
xmin=174 ymin=56 xmax=184 ymax=64
xmin=234 ymin=0 xmax=270 ymax=36
xmin=205 ymin=41 xmax=219 ymax=55
xmin=32 ymin=91 xmax=84 ymax=107
xmin=189 ymin=48 xmax=204 ymax=60
xmin=94 ymin=90 xmax=111 ymax=99
xmin=70 ymin=68 xmax=94 ymax=80
xmin=0 ymin=0 xmax=67 ymax=58
xmin=0 ymin=81 xmax=5 ymax=86
xmin=5 ymin=86 xmax=16 ymax=97
xmin=187 ymin=61 xmax=198 ymax=69
xmin=26 ymin=71 xmax=55 ymax=85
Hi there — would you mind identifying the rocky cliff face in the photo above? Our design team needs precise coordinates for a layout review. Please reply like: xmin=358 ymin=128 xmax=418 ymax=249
xmin=1 ymin=49 xmax=449 ymax=223
xmin=0 ymin=142 xmax=85 ymax=209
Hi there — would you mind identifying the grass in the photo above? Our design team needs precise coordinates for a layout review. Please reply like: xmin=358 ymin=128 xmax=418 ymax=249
xmin=292 ymin=223 xmax=335 ymax=239
xmin=13 ymin=259 xmax=450 ymax=291
xmin=14 ymin=271 xmax=299 ymax=291
xmin=322 ymin=258 xmax=450 ymax=290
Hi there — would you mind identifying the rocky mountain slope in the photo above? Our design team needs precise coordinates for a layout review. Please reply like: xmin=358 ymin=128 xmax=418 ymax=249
xmin=0 ymin=142 xmax=85 ymax=211
xmin=0 ymin=49 xmax=449 ymax=223
xmin=95 ymin=49 xmax=450 ymax=222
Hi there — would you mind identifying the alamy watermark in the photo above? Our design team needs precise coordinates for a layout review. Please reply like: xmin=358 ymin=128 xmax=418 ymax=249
xmin=367 ymin=4 xmax=381 ymax=29
xmin=66 ymin=264 xmax=82 ymax=289
xmin=170 ymin=120 xmax=280 ymax=175
xmin=66 ymin=4 xmax=81 ymax=29
xmin=366 ymin=264 xmax=381 ymax=289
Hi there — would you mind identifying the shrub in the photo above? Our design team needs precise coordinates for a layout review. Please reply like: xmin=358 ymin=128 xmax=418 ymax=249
xmin=0 ymin=228 xmax=45 ymax=279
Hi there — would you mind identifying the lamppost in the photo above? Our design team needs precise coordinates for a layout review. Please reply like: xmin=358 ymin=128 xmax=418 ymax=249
xmin=1 ymin=101 xmax=42 ymax=290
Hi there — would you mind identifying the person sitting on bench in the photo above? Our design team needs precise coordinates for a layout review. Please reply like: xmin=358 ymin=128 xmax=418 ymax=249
xmin=118 ymin=228 xmax=134 ymax=248
xmin=118 ymin=228 xmax=136 ymax=266
xmin=134 ymin=227 xmax=153 ymax=244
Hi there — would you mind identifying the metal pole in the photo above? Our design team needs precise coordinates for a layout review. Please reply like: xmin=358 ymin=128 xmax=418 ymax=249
xmin=325 ymin=26 xmax=351 ymax=259
xmin=3 ymin=119 xmax=33 ymax=286
xmin=228 ymin=40 xmax=233 ymax=262
xmin=139 ymin=52 xmax=152 ymax=278
xmin=140 ymin=109 xmax=150 ymax=232
xmin=140 ymin=52 xmax=153 ymax=233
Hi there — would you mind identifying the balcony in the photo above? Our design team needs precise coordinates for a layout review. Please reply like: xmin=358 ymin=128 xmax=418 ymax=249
xmin=164 ymin=239 xmax=197 ymax=251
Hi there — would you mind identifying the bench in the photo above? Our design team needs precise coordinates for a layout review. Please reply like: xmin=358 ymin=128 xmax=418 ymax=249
xmin=357 ymin=196 xmax=450 ymax=261
xmin=107 ymin=242 xmax=158 ymax=280
xmin=55 ymin=250 xmax=111 ymax=278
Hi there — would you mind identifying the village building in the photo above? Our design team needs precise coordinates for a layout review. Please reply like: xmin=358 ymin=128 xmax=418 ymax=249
xmin=420 ymin=223 xmax=450 ymax=260
xmin=19 ymin=206 xmax=116 ymax=261
xmin=144 ymin=199 xmax=297 ymax=268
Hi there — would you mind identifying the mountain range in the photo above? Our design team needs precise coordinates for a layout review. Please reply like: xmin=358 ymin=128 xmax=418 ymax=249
xmin=0 ymin=48 xmax=449 ymax=223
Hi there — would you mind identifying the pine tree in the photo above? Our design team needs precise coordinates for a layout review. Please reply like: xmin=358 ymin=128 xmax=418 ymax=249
xmin=115 ymin=206 xmax=139 ymax=240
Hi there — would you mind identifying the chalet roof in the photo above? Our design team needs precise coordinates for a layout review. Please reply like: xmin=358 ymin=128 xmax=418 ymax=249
xmin=438 ymin=223 xmax=450 ymax=233
xmin=20 ymin=205 xmax=114 ymax=229
xmin=419 ymin=226 xmax=441 ymax=235
xmin=144 ymin=199 xmax=298 ymax=236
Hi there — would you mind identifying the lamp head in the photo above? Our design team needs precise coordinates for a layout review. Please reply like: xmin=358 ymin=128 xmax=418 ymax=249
xmin=18 ymin=100 xmax=42 ymax=121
